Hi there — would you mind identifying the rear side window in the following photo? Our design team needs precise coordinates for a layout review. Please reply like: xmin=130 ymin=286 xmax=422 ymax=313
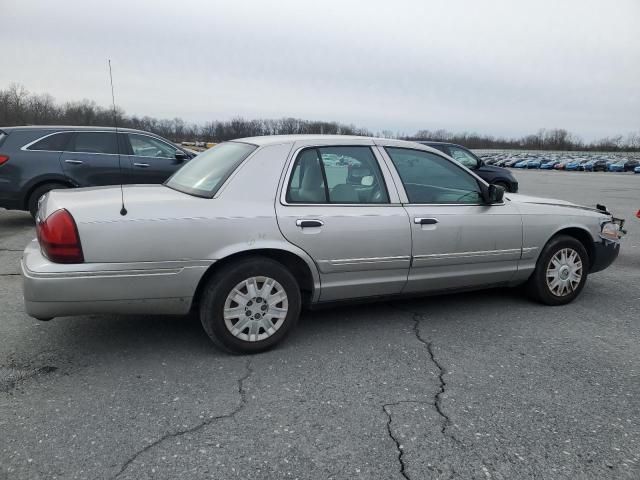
xmin=68 ymin=132 xmax=118 ymax=154
xmin=26 ymin=132 xmax=73 ymax=151
xmin=287 ymin=146 xmax=389 ymax=204
xmin=165 ymin=141 xmax=257 ymax=198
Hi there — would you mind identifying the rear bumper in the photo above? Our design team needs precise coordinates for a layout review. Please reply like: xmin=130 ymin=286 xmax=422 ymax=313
xmin=590 ymin=240 xmax=620 ymax=273
xmin=21 ymin=240 xmax=212 ymax=319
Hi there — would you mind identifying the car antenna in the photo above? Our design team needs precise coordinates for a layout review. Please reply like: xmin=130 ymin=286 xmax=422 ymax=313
xmin=108 ymin=59 xmax=127 ymax=216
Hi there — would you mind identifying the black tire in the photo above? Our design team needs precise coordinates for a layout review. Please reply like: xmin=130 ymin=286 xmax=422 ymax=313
xmin=199 ymin=257 xmax=301 ymax=354
xmin=493 ymin=181 xmax=510 ymax=192
xmin=526 ymin=235 xmax=589 ymax=306
xmin=27 ymin=182 xmax=69 ymax=218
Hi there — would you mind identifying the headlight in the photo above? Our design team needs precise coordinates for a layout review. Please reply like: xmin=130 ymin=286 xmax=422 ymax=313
xmin=600 ymin=221 xmax=622 ymax=241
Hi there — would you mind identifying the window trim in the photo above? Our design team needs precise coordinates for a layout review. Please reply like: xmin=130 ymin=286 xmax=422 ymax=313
xmin=20 ymin=130 xmax=186 ymax=157
xmin=382 ymin=146 xmax=498 ymax=207
xmin=282 ymin=145 xmax=393 ymax=206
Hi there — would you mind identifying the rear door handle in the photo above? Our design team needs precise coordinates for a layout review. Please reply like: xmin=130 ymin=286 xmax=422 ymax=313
xmin=414 ymin=217 xmax=438 ymax=225
xmin=64 ymin=159 xmax=83 ymax=165
xmin=133 ymin=162 xmax=150 ymax=168
xmin=296 ymin=219 xmax=324 ymax=228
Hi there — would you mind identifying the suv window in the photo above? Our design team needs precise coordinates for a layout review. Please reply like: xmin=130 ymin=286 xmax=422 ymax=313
xmin=287 ymin=146 xmax=389 ymax=204
xmin=68 ymin=132 xmax=119 ymax=154
xmin=26 ymin=132 xmax=73 ymax=151
xmin=385 ymin=147 xmax=482 ymax=204
xmin=448 ymin=146 xmax=479 ymax=169
xmin=128 ymin=133 xmax=177 ymax=159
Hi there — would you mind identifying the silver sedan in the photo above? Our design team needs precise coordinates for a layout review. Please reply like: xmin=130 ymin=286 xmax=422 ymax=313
xmin=22 ymin=136 xmax=624 ymax=353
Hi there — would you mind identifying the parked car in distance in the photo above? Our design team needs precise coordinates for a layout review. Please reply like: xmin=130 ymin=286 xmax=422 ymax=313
xmin=609 ymin=159 xmax=639 ymax=172
xmin=526 ymin=159 xmax=542 ymax=169
xmin=541 ymin=160 xmax=559 ymax=169
xmin=504 ymin=158 xmax=522 ymax=168
xmin=584 ymin=159 xmax=609 ymax=172
xmin=634 ymin=165 xmax=640 ymax=174
xmin=417 ymin=141 xmax=519 ymax=192
xmin=0 ymin=126 xmax=196 ymax=216
xmin=565 ymin=159 xmax=587 ymax=171
xmin=554 ymin=160 xmax=569 ymax=170
xmin=514 ymin=160 xmax=529 ymax=168
xmin=22 ymin=135 xmax=623 ymax=353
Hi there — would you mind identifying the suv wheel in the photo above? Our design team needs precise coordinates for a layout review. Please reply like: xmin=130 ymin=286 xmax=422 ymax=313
xmin=526 ymin=235 xmax=589 ymax=305
xmin=27 ymin=182 xmax=69 ymax=218
xmin=200 ymin=257 xmax=301 ymax=353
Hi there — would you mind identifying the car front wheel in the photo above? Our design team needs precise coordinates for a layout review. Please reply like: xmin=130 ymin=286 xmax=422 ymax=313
xmin=200 ymin=257 xmax=301 ymax=353
xmin=526 ymin=235 xmax=589 ymax=306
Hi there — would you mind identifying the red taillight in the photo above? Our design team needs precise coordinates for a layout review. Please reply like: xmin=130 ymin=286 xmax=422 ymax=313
xmin=36 ymin=209 xmax=84 ymax=263
xmin=0 ymin=154 xmax=9 ymax=166
xmin=636 ymin=209 xmax=640 ymax=219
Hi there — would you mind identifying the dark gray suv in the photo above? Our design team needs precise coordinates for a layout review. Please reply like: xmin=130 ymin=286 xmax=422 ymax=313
xmin=0 ymin=126 xmax=196 ymax=216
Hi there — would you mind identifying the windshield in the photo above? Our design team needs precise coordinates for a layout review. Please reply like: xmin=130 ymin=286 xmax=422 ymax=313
xmin=165 ymin=142 xmax=257 ymax=197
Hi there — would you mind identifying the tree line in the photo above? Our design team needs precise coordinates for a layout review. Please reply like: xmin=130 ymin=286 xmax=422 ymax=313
xmin=1 ymin=84 xmax=638 ymax=151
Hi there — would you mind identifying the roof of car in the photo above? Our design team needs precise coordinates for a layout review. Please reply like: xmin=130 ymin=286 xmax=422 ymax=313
xmin=0 ymin=125 xmax=154 ymax=135
xmin=416 ymin=140 xmax=462 ymax=147
xmin=233 ymin=134 xmax=374 ymax=146
xmin=233 ymin=135 xmax=438 ymax=149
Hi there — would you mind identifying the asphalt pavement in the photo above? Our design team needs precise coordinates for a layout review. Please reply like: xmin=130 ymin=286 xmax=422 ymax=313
xmin=1 ymin=170 xmax=639 ymax=479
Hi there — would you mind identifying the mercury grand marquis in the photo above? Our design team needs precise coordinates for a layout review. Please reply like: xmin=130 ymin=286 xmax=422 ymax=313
xmin=22 ymin=136 xmax=623 ymax=353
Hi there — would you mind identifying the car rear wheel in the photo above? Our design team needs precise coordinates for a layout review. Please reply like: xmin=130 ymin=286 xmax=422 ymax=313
xmin=526 ymin=235 xmax=589 ymax=305
xmin=199 ymin=257 xmax=301 ymax=354
xmin=27 ymin=182 xmax=69 ymax=218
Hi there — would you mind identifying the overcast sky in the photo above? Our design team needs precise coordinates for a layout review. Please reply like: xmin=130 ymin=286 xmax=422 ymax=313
xmin=1 ymin=0 xmax=638 ymax=140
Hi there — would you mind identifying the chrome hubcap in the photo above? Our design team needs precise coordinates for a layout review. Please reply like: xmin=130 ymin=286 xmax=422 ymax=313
xmin=223 ymin=276 xmax=288 ymax=342
xmin=546 ymin=248 xmax=583 ymax=297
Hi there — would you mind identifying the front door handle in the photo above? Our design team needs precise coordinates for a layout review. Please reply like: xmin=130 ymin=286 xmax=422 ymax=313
xmin=414 ymin=217 xmax=438 ymax=225
xmin=133 ymin=162 xmax=150 ymax=168
xmin=64 ymin=159 xmax=84 ymax=165
xmin=296 ymin=219 xmax=324 ymax=228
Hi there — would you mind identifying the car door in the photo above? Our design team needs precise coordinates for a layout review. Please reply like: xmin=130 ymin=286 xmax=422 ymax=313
xmin=126 ymin=133 xmax=187 ymax=184
xmin=60 ymin=131 xmax=128 ymax=186
xmin=275 ymin=141 xmax=412 ymax=302
xmin=378 ymin=145 xmax=523 ymax=293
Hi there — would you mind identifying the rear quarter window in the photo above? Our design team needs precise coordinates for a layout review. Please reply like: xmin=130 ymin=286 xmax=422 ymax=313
xmin=26 ymin=132 xmax=73 ymax=151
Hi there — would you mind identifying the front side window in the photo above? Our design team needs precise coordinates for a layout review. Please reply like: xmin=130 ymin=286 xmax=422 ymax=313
xmin=286 ymin=146 xmax=389 ymax=204
xmin=165 ymin=141 xmax=256 ymax=197
xmin=129 ymin=134 xmax=178 ymax=159
xmin=385 ymin=147 xmax=482 ymax=204
xmin=69 ymin=132 xmax=118 ymax=154
xmin=448 ymin=147 xmax=479 ymax=169
xmin=26 ymin=132 xmax=73 ymax=151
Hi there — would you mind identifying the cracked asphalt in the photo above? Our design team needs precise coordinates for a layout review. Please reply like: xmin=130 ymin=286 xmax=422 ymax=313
xmin=1 ymin=170 xmax=639 ymax=479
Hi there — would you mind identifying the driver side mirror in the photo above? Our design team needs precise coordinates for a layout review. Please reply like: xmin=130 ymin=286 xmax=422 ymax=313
xmin=174 ymin=151 xmax=188 ymax=162
xmin=481 ymin=183 xmax=505 ymax=204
